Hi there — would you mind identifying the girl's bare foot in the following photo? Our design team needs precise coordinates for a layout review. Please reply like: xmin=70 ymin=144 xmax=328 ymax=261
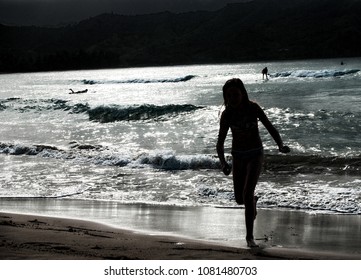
xmin=246 ymin=239 xmax=259 ymax=248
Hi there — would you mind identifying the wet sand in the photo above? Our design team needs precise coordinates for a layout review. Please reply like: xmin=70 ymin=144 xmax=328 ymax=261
xmin=1 ymin=199 xmax=360 ymax=259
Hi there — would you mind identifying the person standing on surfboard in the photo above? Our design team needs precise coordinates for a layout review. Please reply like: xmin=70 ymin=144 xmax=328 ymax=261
xmin=216 ymin=78 xmax=290 ymax=247
xmin=262 ymin=67 xmax=268 ymax=79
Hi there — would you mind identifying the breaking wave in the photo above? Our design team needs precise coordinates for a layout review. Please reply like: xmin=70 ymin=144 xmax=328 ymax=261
xmin=1 ymin=142 xmax=359 ymax=174
xmin=88 ymin=104 xmax=203 ymax=122
xmin=0 ymin=98 xmax=89 ymax=114
xmin=81 ymin=75 xmax=196 ymax=85
xmin=137 ymin=151 xmax=220 ymax=170
xmin=270 ymin=69 xmax=359 ymax=78
xmin=263 ymin=154 xmax=360 ymax=175
xmin=0 ymin=98 xmax=202 ymax=122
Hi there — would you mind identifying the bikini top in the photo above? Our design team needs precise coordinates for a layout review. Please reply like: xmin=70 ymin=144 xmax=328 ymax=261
xmin=222 ymin=102 xmax=260 ymax=133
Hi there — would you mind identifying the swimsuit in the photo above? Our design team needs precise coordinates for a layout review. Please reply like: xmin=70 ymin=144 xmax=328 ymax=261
xmin=231 ymin=147 xmax=264 ymax=160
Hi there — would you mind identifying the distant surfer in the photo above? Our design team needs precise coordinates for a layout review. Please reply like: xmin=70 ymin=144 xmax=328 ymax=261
xmin=69 ymin=89 xmax=88 ymax=94
xmin=262 ymin=67 xmax=268 ymax=80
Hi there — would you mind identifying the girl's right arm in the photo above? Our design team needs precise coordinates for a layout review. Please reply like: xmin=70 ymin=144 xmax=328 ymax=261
xmin=216 ymin=111 xmax=231 ymax=172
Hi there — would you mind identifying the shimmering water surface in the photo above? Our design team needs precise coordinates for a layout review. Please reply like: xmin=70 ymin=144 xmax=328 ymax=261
xmin=1 ymin=58 xmax=360 ymax=214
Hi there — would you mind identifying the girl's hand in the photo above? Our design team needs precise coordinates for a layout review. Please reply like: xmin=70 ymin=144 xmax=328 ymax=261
xmin=222 ymin=163 xmax=232 ymax=175
xmin=279 ymin=145 xmax=290 ymax=153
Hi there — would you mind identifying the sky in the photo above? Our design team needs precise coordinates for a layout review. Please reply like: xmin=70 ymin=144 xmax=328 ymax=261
xmin=0 ymin=0 xmax=249 ymax=26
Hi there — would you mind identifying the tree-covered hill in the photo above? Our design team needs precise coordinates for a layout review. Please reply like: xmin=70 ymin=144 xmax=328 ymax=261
xmin=1 ymin=0 xmax=360 ymax=73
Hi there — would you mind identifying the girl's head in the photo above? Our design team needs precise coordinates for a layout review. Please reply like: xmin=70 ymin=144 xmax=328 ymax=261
xmin=222 ymin=78 xmax=250 ymax=108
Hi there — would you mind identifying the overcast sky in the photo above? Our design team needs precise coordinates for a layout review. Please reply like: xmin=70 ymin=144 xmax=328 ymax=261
xmin=0 ymin=0 xmax=249 ymax=26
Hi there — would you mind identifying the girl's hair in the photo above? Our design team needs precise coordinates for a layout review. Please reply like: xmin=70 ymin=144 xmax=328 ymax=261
xmin=222 ymin=78 xmax=250 ymax=107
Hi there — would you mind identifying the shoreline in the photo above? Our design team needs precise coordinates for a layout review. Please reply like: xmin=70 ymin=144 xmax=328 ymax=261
xmin=1 ymin=199 xmax=361 ymax=260
xmin=0 ymin=211 xmax=358 ymax=260
xmin=0 ymin=211 xmax=250 ymax=260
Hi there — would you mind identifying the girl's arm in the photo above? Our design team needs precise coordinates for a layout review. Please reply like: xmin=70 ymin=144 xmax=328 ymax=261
xmin=216 ymin=111 xmax=231 ymax=171
xmin=257 ymin=105 xmax=290 ymax=153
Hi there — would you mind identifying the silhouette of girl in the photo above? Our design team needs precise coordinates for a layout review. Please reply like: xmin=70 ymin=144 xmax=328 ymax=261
xmin=216 ymin=78 xmax=290 ymax=247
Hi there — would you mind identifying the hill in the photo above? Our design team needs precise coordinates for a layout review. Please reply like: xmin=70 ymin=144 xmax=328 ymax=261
xmin=1 ymin=0 xmax=360 ymax=73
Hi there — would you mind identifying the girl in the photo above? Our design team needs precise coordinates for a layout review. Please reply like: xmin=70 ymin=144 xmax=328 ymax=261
xmin=216 ymin=78 xmax=290 ymax=247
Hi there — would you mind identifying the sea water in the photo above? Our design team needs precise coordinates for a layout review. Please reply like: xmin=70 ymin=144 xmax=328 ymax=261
xmin=1 ymin=58 xmax=360 ymax=214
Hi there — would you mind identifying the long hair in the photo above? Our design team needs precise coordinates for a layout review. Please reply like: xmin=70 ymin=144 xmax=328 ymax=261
xmin=222 ymin=78 xmax=250 ymax=108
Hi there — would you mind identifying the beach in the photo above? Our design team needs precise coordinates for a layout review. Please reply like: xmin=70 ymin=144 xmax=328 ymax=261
xmin=1 ymin=199 xmax=360 ymax=260
xmin=0 ymin=211 xmax=263 ymax=260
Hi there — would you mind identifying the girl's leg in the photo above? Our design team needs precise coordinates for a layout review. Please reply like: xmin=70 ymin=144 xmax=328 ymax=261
xmin=232 ymin=157 xmax=247 ymax=205
xmin=243 ymin=154 xmax=263 ymax=245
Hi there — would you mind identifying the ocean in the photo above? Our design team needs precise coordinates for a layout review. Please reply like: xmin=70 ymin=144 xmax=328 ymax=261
xmin=1 ymin=58 xmax=360 ymax=215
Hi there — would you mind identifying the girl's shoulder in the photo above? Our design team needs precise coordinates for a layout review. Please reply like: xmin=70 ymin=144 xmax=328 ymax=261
xmin=249 ymin=101 xmax=264 ymax=113
xmin=237 ymin=101 xmax=260 ymax=113
xmin=220 ymin=107 xmax=231 ymax=120
xmin=249 ymin=101 xmax=261 ymax=109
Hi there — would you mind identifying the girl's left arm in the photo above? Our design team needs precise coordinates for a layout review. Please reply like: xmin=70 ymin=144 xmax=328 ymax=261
xmin=257 ymin=105 xmax=290 ymax=153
